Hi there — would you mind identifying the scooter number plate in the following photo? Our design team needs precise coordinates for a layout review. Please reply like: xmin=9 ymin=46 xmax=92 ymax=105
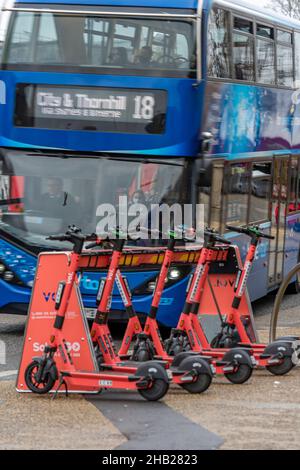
xmin=99 ymin=380 xmax=113 ymax=387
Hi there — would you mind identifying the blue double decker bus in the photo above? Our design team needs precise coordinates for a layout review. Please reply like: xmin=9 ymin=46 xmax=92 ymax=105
xmin=0 ymin=0 xmax=299 ymax=326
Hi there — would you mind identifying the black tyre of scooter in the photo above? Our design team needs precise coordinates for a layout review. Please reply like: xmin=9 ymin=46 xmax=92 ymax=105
xmin=138 ymin=379 xmax=169 ymax=402
xmin=224 ymin=363 xmax=253 ymax=384
xmin=25 ymin=360 xmax=56 ymax=394
xmin=135 ymin=349 xmax=152 ymax=362
xmin=180 ymin=373 xmax=212 ymax=394
xmin=179 ymin=356 xmax=213 ymax=394
xmin=266 ymin=356 xmax=294 ymax=376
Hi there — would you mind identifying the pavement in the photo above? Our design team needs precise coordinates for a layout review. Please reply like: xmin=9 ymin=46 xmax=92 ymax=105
xmin=0 ymin=292 xmax=299 ymax=450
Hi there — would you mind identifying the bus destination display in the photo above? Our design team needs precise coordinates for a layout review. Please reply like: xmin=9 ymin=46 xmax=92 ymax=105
xmin=14 ymin=84 xmax=167 ymax=134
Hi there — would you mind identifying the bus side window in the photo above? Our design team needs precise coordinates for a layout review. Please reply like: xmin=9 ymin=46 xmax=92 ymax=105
xmin=36 ymin=14 xmax=61 ymax=63
xmin=256 ymin=25 xmax=276 ymax=85
xmin=250 ymin=163 xmax=271 ymax=223
xmin=288 ymin=157 xmax=300 ymax=213
xmin=198 ymin=161 xmax=224 ymax=231
xmin=207 ymin=8 xmax=231 ymax=79
xmin=295 ymin=32 xmax=300 ymax=84
xmin=233 ymin=17 xmax=255 ymax=82
xmin=6 ymin=12 xmax=35 ymax=63
xmin=277 ymin=30 xmax=293 ymax=88
xmin=225 ymin=163 xmax=250 ymax=226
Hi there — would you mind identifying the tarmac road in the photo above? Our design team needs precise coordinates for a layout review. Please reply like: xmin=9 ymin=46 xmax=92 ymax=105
xmin=0 ymin=291 xmax=299 ymax=450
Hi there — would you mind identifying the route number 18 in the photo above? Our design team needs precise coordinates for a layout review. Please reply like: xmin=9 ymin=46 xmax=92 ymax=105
xmin=133 ymin=95 xmax=155 ymax=120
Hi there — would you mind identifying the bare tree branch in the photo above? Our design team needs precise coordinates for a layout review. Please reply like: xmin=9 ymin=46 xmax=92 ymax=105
xmin=267 ymin=0 xmax=300 ymax=19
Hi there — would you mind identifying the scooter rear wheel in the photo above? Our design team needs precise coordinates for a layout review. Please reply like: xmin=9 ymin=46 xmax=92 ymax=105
xmin=25 ymin=360 xmax=56 ymax=394
xmin=266 ymin=357 xmax=294 ymax=376
xmin=138 ymin=379 xmax=169 ymax=402
xmin=224 ymin=363 xmax=253 ymax=384
xmin=180 ymin=373 xmax=212 ymax=394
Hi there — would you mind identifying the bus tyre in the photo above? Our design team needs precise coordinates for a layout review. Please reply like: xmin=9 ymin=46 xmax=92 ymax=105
xmin=25 ymin=360 xmax=56 ymax=394
xmin=138 ymin=379 xmax=169 ymax=401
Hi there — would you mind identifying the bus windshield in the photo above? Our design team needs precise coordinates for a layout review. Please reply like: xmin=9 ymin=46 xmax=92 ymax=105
xmin=1 ymin=9 xmax=196 ymax=77
xmin=0 ymin=152 xmax=188 ymax=250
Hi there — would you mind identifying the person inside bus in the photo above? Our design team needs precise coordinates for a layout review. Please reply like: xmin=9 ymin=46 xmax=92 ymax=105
xmin=110 ymin=47 xmax=128 ymax=66
xmin=130 ymin=190 xmax=147 ymax=206
xmin=134 ymin=46 xmax=154 ymax=66
xmin=40 ymin=177 xmax=79 ymax=228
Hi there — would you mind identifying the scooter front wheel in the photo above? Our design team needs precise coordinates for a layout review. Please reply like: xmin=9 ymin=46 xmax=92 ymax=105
xmin=138 ymin=379 xmax=169 ymax=402
xmin=180 ymin=373 xmax=212 ymax=394
xmin=25 ymin=360 xmax=56 ymax=394
xmin=224 ymin=363 xmax=253 ymax=384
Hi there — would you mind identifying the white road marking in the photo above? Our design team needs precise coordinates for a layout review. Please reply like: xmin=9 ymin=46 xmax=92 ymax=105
xmin=0 ymin=370 xmax=18 ymax=378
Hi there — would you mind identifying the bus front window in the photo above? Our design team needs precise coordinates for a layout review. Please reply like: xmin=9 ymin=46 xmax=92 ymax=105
xmin=1 ymin=9 xmax=196 ymax=77
xmin=0 ymin=152 xmax=187 ymax=249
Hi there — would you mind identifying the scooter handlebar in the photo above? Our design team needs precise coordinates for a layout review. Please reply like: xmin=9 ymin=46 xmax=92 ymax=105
xmin=226 ymin=225 xmax=275 ymax=240
xmin=47 ymin=232 xmax=97 ymax=243
xmin=204 ymin=229 xmax=231 ymax=246
xmin=47 ymin=235 xmax=70 ymax=242
xmin=85 ymin=239 xmax=113 ymax=250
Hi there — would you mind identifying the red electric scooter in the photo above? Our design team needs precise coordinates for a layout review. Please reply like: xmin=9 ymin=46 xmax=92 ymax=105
xmin=208 ymin=225 xmax=300 ymax=375
xmin=116 ymin=227 xmax=254 ymax=384
xmin=86 ymin=229 xmax=214 ymax=394
xmin=24 ymin=226 xmax=170 ymax=401
xmin=167 ymin=226 xmax=300 ymax=375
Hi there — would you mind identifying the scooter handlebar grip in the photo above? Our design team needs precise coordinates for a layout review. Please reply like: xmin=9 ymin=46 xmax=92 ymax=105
xmin=259 ymin=233 xmax=275 ymax=240
xmin=85 ymin=242 xmax=99 ymax=249
xmin=46 ymin=235 xmax=69 ymax=242
xmin=225 ymin=225 xmax=247 ymax=235
xmin=214 ymin=235 xmax=231 ymax=245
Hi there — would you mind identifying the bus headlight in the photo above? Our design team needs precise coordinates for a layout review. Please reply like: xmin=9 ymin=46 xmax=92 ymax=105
xmin=0 ymin=239 xmax=36 ymax=287
xmin=146 ymin=281 xmax=157 ymax=292
xmin=133 ymin=266 xmax=192 ymax=296
xmin=3 ymin=271 xmax=14 ymax=282
xmin=168 ymin=268 xmax=181 ymax=280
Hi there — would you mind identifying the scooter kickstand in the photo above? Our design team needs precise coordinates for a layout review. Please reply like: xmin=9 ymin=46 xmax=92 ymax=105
xmin=51 ymin=374 xmax=69 ymax=400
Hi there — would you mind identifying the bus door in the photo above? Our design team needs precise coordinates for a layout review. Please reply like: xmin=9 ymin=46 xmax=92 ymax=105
xmin=268 ymin=156 xmax=289 ymax=287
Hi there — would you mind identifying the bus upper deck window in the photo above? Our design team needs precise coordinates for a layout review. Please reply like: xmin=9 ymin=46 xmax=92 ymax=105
xmin=232 ymin=16 xmax=254 ymax=82
xmin=233 ymin=33 xmax=254 ymax=82
xmin=295 ymin=32 xmax=300 ymax=83
xmin=277 ymin=29 xmax=294 ymax=88
xmin=257 ymin=24 xmax=274 ymax=40
xmin=277 ymin=30 xmax=292 ymax=44
xmin=5 ymin=12 xmax=35 ymax=63
xmin=234 ymin=17 xmax=253 ymax=35
xmin=2 ymin=10 xmax=196 ymax=78
xmin=257 ymin=37 xmax=276 ymax=85
xmin=207 ymin=8 xmax=231 ymax=79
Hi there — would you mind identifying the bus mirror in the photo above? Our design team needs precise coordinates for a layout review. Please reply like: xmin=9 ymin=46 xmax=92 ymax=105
xmin=200 ymin=132 xmax=213 ymax=154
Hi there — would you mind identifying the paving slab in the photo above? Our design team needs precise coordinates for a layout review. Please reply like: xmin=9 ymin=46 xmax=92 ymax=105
xmin=0 ymin=381 xmax=125 ymax=450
